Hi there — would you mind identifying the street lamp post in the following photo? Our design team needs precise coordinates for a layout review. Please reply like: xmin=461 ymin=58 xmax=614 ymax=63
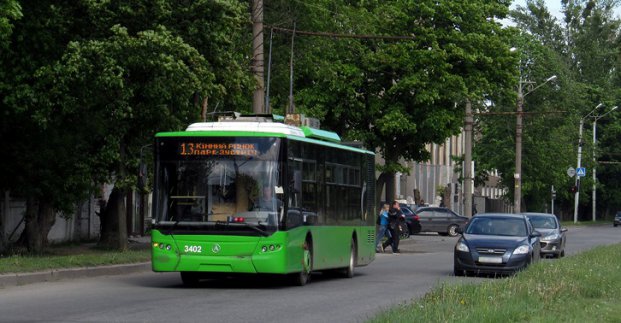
xmin=573 ymin=103 xmax=603 ymax=224
xmin=514 ymin=74 xmax=557 ymax=213
xmin=591 ymin=106 xmax=618 ymax=222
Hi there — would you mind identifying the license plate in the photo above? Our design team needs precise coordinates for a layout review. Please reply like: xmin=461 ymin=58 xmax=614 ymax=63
xmin=478 ymin=256 xmax=502 ymax=264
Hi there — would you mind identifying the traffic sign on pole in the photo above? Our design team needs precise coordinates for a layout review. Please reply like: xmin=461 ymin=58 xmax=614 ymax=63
xmin=567 ymin=167 xmax=576 ymax=177
xmin=576 ymin=167 xmax=586 ymax=177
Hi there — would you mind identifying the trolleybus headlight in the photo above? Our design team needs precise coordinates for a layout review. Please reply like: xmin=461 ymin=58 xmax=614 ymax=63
xmin=166 ymin=244 xmax=172 ymax=251
xmin=269 ymin=245 xmax=275 ymax=251
xmin=153 ymin=242 xmax=160 ymax=248
xmin=159 ymin=243 xmax=165 ymax=249
xmin=262 ymin=246 xmax=268 ymax=252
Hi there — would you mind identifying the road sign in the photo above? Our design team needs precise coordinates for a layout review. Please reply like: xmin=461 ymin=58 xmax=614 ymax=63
xmin=576 ymin=167 xmax=586 ymax=177
xmin=567 ymin=167 xmax=576 ymax=177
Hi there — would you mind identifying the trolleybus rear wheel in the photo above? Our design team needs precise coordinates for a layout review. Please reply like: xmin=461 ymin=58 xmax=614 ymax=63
xmin=343 ymin=238 xmax=356 ymax=278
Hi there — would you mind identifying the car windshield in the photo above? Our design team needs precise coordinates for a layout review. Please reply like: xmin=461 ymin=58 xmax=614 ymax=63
xmin=528 ymin=216 xmax=558 ymax=229
xmin=465 ymin=217 xmax=527 ymax=236
xmin=400 ymin=206 xmax=414 ymax=216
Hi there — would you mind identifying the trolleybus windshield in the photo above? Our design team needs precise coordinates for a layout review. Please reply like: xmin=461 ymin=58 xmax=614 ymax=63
xmin=154 ymin=137 xmax=283 ymax=235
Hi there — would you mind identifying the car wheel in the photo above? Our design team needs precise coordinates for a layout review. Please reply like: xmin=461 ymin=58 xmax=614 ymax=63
xmin=447 ymin=224 xmax=459 ymax=237
xmin=453 ymin=265 xmax=465 ymax=277
xmin=560 ymin=249 xmax=565 ymax=257
xmin=399 ymin=223 xmax=410 ymax=239
xmin=614 ymin=224 xmax=618 ymax=227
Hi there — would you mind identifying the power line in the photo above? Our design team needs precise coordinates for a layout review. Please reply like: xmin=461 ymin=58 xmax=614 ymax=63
xmin=476 ymin=111 xmax=567 ymax=116
xmin=265 ymin=25 xmax=415 ymax=40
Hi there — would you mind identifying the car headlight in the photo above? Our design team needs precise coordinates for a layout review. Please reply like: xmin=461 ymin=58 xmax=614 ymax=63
xmin=513 ymin=245 xmax=530 ymax=255
xmin=455 ymin=241 xmax=470 ymax=252
xmin=541 ymin=233 xmax=560 ymax=241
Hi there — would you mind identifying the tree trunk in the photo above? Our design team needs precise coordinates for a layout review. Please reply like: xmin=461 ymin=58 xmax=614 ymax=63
xmin=382 ymin=153 xmax=399 ymax=202
xmin=384 ymin=172 xmax=395 ymax=202
xmin=18 ymin=197 xmax=56 ymax=254
xmin=0 ymin=192 xmax=7 ymax=253
xmin=375 ymin=172 xmax=387 ymax=204
xmin=98 ymin=187 xmax=128 ymax=250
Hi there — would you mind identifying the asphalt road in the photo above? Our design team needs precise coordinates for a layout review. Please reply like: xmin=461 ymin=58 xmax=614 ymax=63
xmin=0 ymin=224 xmax=619 ymax=323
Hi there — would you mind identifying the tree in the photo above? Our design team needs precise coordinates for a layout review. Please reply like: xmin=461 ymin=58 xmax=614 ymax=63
xmin=0 ymin=1 xmax=252 ymax=252
xmin=473 ymin=0 xmax=621 ymax=217
xmin=265 ymin=0 xmax=518 ymax=201
xmin=0 ymin=0 xmax=21 ymax=48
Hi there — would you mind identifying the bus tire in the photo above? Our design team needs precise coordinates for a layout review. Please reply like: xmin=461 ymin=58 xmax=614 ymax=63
xmin=292 ymin=238 xmax=313 ymax=286
xmin=180 ymin=272 xmax=200 ymax=286
xmin=343 ymin=238 xmax=357 ymax=278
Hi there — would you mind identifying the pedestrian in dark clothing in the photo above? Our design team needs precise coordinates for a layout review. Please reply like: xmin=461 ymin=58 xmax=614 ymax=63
xmin=382 ymin=200 xmax=403 ymax=254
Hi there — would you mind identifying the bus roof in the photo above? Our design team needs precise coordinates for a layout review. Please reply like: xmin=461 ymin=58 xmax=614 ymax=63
xmin=156 ymin=120 xmax=373 ymax=155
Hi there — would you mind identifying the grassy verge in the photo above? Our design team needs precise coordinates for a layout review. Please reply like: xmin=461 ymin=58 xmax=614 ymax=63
xmin=561 ymin=220 xmax=612 ymax=226
xmin=368 ymin=243 xmax=621 ymax=323
xmin=0 ymin=244 xmax=151 ymax=274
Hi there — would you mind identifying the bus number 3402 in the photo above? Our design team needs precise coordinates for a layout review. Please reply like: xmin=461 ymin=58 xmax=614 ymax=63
xmin=184 ymin=245 xmax=202 ymax=253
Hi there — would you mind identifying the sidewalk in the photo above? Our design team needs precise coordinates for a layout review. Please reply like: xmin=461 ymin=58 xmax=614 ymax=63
xmin=0 ymin=236 xmax=152 ymax=288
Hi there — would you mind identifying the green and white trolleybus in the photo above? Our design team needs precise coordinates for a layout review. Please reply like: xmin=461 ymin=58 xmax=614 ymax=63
xmin=151 ymin=113 xmax=376 ymax=285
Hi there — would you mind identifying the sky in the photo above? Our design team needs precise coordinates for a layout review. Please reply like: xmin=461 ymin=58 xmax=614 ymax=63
xmin=512 ymin=0 xmax=564 ymax=19
xmin=511 ymin=0 xmax=621 ymax=20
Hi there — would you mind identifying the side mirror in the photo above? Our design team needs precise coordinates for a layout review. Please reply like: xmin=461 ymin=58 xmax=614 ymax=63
xmin=531 ymin=230 xmax=542 ymax=238
xmin=304 ymin=213 xmax=318 ymax=225
xmin=560 ymin=228 xmax=568 ymax=233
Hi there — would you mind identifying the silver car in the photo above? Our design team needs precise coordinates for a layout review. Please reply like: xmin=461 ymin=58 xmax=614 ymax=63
xmin=524 ymin=213 xmax=567 ymax=258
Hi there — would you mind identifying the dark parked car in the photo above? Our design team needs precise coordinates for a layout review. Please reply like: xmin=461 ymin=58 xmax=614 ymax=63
xmin=414 ymin=207 xmax=468 ymax=237
xmin=400 ymin=205 xmax=421 ymax=238
xmin=524 ymin=212 xmax=567 ymax=258
xmin=614 ymin=211 xmax=621 ymax=227
xmin=453 ymin=213 xmax=541 ymax=276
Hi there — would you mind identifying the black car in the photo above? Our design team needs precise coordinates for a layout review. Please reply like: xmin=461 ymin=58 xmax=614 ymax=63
xmin=414 ymin=207 xmax=469 ymax=237
xmin=454 ymin=213 xmax=541 ymax=276
xmin=524 ymin=212 xmax=567 ymax=258
xmin=614 ymin=211 xmax=621 ymax=227
xmin=400 ymin=205 xmax=421 ymax=238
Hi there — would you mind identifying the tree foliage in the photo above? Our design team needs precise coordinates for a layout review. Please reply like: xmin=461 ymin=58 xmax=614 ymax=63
xmin=474 ymin=0 xmax=621 ymax=217
xmin=0 ymin=0 xmax=252 ymax=252
xmin=264 ymin=0 xmax=517 ymax=200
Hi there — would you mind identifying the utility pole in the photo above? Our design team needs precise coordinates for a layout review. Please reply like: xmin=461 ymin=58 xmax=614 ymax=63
xmin=514 ymin=74 xmax=556 ymax=213
xmin=251 ymin=0 xmax=265 ymax=113
xmin=514 ymin=78 xmax=524 ymax=213
xmin=287 ymin=23 xmax=296 ymax=114
xmin=573 ymin=118 xmax=585 ymax=223
xmin=574 ymin=103 xmax=604 ymax=223
xmin=464 ymin=100 xmax=473 ymax=217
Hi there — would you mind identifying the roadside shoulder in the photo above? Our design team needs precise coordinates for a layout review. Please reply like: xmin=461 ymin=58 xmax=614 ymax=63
xmin=0 ymin=262 xmax=151 ymax=288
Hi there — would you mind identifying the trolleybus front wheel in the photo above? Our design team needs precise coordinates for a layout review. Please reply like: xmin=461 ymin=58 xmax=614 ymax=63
xmin=180 ymin=272 xmax=201 ymax=286
xmin=291 ymin=239 xmax=313 ymax=286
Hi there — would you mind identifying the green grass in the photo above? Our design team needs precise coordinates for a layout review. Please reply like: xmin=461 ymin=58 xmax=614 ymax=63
xmin=561 ymin=220 xmax=612 ymax=227
xmin=367 ymin=243 xmax=621 ymax=323
xmin=0 ymin=244 xmax=151 ymax=274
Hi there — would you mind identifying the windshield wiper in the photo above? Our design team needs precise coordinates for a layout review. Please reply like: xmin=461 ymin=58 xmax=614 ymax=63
xmin=215 ymin=221 xmax=269 ymax=236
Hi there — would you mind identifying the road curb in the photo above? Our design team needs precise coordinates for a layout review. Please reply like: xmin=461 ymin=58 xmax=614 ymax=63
xmin=0 ymin=262 xmax=151 ymax=288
